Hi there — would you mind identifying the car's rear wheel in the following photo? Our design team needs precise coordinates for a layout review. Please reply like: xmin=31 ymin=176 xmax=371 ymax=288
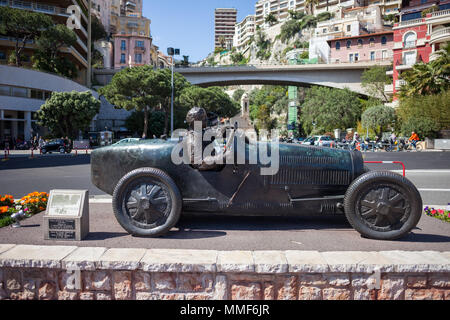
xmin=59 ymin=147 xmax=65 ymax=154
xmin=344 ymin=171 xmax=422 ymax=240
xmin=112 ymin=167 xmax=182 ymax=237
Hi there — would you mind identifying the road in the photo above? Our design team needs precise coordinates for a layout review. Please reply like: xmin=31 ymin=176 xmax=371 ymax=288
xmin=0 ymin=151 xmax=448 ymax=251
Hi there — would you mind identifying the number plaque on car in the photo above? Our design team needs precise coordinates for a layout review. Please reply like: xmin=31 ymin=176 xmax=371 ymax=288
xmin=43 ymin=190 xmax=89 ymax=241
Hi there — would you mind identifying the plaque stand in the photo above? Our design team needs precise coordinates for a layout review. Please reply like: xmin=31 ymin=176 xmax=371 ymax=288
xmin=44 ymin=190 xmax=89 ymax=241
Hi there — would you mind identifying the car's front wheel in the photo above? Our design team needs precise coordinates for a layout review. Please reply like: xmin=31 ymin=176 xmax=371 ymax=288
xmin=112 ymin=167 xmax=182 ymax=237
xmin=344 ymin=171 xmax=422 ymax=240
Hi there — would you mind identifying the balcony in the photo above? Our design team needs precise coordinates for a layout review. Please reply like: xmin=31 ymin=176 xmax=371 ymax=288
xmin=384 ymin=84 xmax=393 ymax=95
xmin=430 ymin=27 xmax=450 ymax=44
xmin=134 ymin=46 xmax=146 ymax=53
xmin=394 ymin=18 xmax=424 ymax=29
xmin=395 ymin=79 xmax=407 ymax=90
xmin=403 ymin=40 xmax=416 ymax=49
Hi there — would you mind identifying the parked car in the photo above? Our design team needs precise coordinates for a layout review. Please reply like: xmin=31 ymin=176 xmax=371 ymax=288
xmin=91 ymin=123 xmax=423 ymax=240
xmin=41 ymin=139 xmax=71 ymax=154
xmin=301 ymin=135 xmax=334 ymax=147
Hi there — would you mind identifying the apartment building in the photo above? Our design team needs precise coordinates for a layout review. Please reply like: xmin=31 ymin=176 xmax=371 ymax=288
xmin=365 ymin=0 xmax=402 ymax=15
xmin=215 ymin=8 xmax=237 ymax=49
xmin=113 ymin=14 xmax=152 ymax=69
xmin=387 ymin=0 xmax=450 ymax=98
xmin=310 ymin=4 xmax=385 ymax=62
xmin=0 ymin=0 xmax=90 ymax=85
xmin=233 ymin=15 xmax=256 ymax=52
xmin=92 ymin=0 xmax=111 ymax=33
xmin=255 ymin=0 xmax=307 ymax=27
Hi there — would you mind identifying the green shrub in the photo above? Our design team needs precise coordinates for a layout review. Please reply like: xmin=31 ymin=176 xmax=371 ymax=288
xmin=400 ymin=117 xmax=439 ymax=139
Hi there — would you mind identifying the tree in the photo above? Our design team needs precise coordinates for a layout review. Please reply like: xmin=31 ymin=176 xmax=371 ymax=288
xmin=125 ymin=110 xmax=165 ymax=138
xmin=33 ymin=24 xmax=78 ymax=78
xmin=361 ymin=65 xmax=391 ymax=101
xmin=230 ymin=52 xmax=245 ymax=65
xmin=0 ymin=6 xmax=52 ymax=66
xmin=218 ymin=36 xmax=226 ymax=49
xmin=99 ymin=66 xmax=159 ymax=139
xmin=179 ymin=86 xmax=239 ymax=117
xmin=397 ymin=89 xmax=450 ymax=133
xmin=399 ymin=43 xmax=450 ymax=98
xmin=304 ymin=0 xmax=319 ymax=15
xmin=361 ymin=105 xmax=396 ymax=138
xmin=264 ymin=13 xmax=278 ymax=26
xmin=301 ymin=86 xmax=361 ymax=134
xmin=232 ymin=89 xmax=245 ymax=103
xmin=37 ymin=91 xmax=100 ymax=139
xmin=280 ymin=19 xmax=302 ymax=43
xmin=400 ymin=117 xmax=439 ymax=139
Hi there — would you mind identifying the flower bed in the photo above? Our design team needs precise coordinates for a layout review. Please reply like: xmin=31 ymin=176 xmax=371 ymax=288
xmin=0 ymin=192 xmax=49 ymax=227
xmin=424 ymin=205 xmax=450 ymax=223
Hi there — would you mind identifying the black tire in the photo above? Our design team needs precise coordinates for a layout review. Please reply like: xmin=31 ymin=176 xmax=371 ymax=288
xmin=41 ymin=149 xmax=47 ymax=154
xmin=59 ymin=147 xmax=65 ymax=154
xmin=344 ymin=170 xmax=422 ymax=240
xmin=112 ymin=167 xmax=182 ymax=237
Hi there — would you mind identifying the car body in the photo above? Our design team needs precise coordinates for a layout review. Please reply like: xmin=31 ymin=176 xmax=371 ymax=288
xmin=301 ymin=136 xmax=334 ymax=147
xmin=41 ymin=139 xmax=71 ymax=154
xmin=91 ymin=132 xmax=423 ymax=240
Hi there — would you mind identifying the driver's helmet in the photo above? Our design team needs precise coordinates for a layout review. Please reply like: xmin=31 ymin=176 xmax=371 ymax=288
xmin=186 ymin=107 xmax=207 ymax=129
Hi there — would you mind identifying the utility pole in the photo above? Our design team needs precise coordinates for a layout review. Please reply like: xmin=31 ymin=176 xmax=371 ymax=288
xmin=167 ymin=48 xmax=180 ymax=136
xmin=87 ymin=0 xmax=92 ymax=88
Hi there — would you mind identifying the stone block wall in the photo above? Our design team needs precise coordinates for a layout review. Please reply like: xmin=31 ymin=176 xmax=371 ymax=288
xmin=0 ymin=245 xmax=448 ymax=300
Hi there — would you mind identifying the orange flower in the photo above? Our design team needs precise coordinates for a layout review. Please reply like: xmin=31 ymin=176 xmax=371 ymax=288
xmin=42 ymin=198 xmax=47 ymax=202
xmin=0 ymin=206 xmax=8 ymax=214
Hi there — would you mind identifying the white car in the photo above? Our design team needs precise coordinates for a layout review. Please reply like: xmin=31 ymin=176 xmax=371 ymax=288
xmin=301 ymin=136 xmax=334 ymax=147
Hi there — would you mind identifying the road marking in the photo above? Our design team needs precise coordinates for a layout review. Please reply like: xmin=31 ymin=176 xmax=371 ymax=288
xmin=418 ymin=188 xmax=450 ymax=192
xmin=391 ymin=169 xmax=450 ymax=173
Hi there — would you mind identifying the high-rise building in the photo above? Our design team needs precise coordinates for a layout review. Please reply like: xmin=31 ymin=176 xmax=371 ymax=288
xmin=0 ymin=0 xmax=89 ymax=85
xmin=215 ymin=8 xmax=237 ymax=49
xmin=255 ymin=0 xmax=306 ymax=27
xmin=233 ymin=15 xmax=256 ymax=52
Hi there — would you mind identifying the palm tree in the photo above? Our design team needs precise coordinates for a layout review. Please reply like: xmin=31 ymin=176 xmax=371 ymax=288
xmin=399 ymin=42 xmax=450 ymax=98
xmin=304 ymin=0 xmax=319 ymax=15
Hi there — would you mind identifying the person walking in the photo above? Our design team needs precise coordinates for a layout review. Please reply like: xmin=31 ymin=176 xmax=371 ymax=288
xmin=408 ymin=131 xmax=420 ymax=150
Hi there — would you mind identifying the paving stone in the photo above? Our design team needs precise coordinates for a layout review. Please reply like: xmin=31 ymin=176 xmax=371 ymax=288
xmin=141 ymin=249 xmax=217 ymax=272
xmin=217 ymin=251 xmax=254 ymax=273
xmin=98 ymin=248 xmax=146 ymax=270
xmin=0 ymin=244 xmax=15 ymax=255
xmin=0 ymin=245 xmax=77 ymax=268
xmin=285 ymin=251 xmax=329 ymax=273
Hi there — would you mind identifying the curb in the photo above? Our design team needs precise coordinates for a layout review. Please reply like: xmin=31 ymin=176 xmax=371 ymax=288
xmin=0 ymin=244 xmax=449 ymax=273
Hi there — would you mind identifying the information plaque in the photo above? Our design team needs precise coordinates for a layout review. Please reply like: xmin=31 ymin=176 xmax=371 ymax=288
xmin=44 ymin=190 xmax=89 ymax=241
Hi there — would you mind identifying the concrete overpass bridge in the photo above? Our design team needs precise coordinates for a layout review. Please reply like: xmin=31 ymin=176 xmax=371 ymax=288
xmin=94 ymin=61 xmax=391 ymax=96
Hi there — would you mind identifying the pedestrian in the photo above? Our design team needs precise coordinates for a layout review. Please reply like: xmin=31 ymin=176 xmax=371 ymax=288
xmin=408 ymin=131 xmax=420 ymax=150
xmin=390 ymin=131 xmax=398 ymax=151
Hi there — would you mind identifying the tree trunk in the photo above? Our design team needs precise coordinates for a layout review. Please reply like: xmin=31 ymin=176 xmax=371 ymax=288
xmin=164 ymin=107 xmax=169 ymax=136
xmin=142 ymin=106 xmax=148 ymax=139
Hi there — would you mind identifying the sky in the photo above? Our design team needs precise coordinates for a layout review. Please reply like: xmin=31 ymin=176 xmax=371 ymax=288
xmin=143 ymin=0 xmax=256 ymax=63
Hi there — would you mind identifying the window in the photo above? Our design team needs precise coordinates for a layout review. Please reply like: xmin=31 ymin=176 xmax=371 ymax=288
xmin=382 ymin=50 xmax=388 ymax=60
xmin=349 ymin=53 xmax=354 ymax=62
xmin=347 ymin=25 xmax=351 ymax=32
xmin=404 ymin=32 xmax=416 ymax=48
xmin=357 ymin=39 xmax=363 ymax=47
xmin=420 ymin=0 xmax=427 ymax=3
xmin=135 ymin=54 xmax=142 ymax=63
xmin=336 ymin=41 xmax=340 ymax=50
xmin=136 ymin=40 xmax=144 ymax=47
xmin=369 ymin=38 xmax=375 ymax=47
xmin=354 ymin=53 xmax=359 ymax=62
xmin=381 ymin=36 xmax=387 ymax=45
xmin=0 ymin=85 xmax=10 ymax=96
xmin=31 ymin=89 xmax=43 ymax=100
xmin=11 ymin=87 xmax=28 ymax=98
xmin=120 ymin=53 xmax=126 ymax=64
xmin=346 ymin=40 xmax=352 ymax=48
xmin=0 ymin=51 xmax=6 ymax=60
xmin=370 ymin=51 xmax=375 ymax=61
xmin=121 ymin=40 xmax=126 ymax=50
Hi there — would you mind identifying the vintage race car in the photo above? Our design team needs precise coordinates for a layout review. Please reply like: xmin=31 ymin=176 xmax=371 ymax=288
xmin=91 ymin=130 xmax=422 ymax=240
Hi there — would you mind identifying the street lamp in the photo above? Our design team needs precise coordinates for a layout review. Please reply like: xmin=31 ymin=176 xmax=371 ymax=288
xmin=167 ymin=47 xmax=180 ymax=136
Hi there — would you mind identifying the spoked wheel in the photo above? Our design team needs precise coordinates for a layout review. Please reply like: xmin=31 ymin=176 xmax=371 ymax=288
xmin=112 ymin=168 xmax=182 ymax=237
xmin=344 ymin=171 xmax=422 ymax=240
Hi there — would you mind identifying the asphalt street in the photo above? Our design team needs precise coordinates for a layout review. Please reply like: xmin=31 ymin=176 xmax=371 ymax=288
xmin=0 ymin=151 xmax=448 ymax=251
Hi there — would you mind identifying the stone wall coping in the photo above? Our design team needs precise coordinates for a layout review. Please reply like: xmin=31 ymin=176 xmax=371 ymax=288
xmin=0 ymin=244 xmax=449 ymax=273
